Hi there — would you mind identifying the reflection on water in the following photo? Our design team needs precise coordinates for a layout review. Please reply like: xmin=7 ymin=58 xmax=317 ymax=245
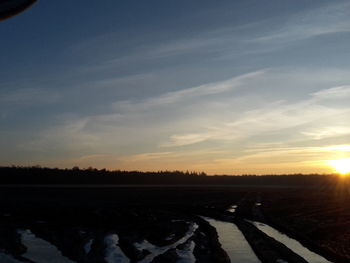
xmin=203 ymin=217 xmax=260 ymax=263
xmin=250 ymin=221 xmax=333 ymax=263
xmin=19 ymin=229 xmax=75 ymax=263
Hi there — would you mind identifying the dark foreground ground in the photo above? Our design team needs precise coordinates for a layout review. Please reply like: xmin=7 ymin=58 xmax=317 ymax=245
xmin=0 ymin=184 xmax=349 ymax=262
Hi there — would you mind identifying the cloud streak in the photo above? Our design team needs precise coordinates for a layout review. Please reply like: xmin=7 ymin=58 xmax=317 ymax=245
xmin=160 ymin=84 xmax=350 ymax=147
xmin=252 ymin=2 xmax=350 ymax=44
xmin=11 ymin=68 xmax=349 ymax=170
xmin=113 ymin=70 xmax=265 ymax=111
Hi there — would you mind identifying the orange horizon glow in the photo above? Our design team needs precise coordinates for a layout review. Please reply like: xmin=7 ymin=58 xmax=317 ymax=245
xmin=328 ymin=158 xmax=350 ymax=176
xmin=8 ymin=144 xmax=350 ymax=175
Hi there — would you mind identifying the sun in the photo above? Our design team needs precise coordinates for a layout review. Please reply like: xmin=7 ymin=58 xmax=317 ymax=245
xmin=328 ymin=158 xmax=350 ymax=175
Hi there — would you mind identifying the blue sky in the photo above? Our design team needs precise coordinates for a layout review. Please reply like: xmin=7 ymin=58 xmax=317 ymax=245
xmin=1 ymin=0 xmax=350 ymax=174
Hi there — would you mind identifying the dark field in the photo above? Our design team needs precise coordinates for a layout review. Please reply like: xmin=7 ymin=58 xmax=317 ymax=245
xmin=0 ymin=184 xmax=349 ymax=262
xmin=261 ymin=186 xmax=350 ymax=262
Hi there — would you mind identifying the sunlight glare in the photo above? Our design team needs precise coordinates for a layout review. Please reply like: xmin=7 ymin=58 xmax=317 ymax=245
xmin=328 ymin=158 xmax=350 ymax=175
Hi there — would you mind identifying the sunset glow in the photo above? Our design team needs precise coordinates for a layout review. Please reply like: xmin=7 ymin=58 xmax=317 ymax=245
xmin=328 ymin=158 xmax=350 ymax=175
xmin=3 ymin=2 xmax=350 ymax=263
xmin=1 ymin=1 xmax=350 ymax=174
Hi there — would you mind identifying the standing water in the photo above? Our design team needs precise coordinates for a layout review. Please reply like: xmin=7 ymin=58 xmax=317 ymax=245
xmin=203 ymin=217 xmax=260 ymax=263
xmin=250 ymin=221 xmax=332 ymax=263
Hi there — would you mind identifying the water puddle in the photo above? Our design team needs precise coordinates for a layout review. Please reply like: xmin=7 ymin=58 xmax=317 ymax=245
xmin=134 ymin=222 xmax=198 ymax=263
xmin=104 ymin=234 xmax=130 ymax=263
xmin=19 ymin=229 xmax=75 ymax=263
xmin=203 ymin=217 xmax=260 ymax=263
xmin=250 ymin=221 xmax=333 ymax=263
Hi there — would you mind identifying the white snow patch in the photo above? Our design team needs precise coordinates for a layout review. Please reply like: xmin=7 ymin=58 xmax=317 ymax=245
xmin=176 ymin=240 xmax=196 ymax=263
xmin=19 ymin=229 xmax=75 ymax=263
xmin=84 ymin=239 xmax=93 ymax=254
xmin=165 ymin=234 xmax=175 ymax=241
xmin=104 ymin=234 xmax=130 ymax=263
xmin=227 ymin=205 xmax=237 ymax=213
xmin=134 ymin=222 xmax=198 ymax=263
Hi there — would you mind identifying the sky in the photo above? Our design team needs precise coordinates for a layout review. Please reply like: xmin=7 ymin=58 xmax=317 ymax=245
xmin=1 ymin=0 xmax=350 ymax=174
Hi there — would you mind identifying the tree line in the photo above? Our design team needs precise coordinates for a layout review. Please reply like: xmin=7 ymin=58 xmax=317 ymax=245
xmin=0 ymin=166 xmax=338 ymax=185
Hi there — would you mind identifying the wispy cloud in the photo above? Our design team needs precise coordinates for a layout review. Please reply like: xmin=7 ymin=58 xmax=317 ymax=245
xmin=69 ymin=1 xmax=350 ymax=79
xmin=0 ymin=88 xmax=60 ymax=105
xmin=312 ymin=86 xmax=350 ymax=100
xmin=163 ymin=133 xmax=215 ymax=147
xmin=4 ymin=1 xmax=350 ymax=175
xmin=252 ymin=2 xmax=350 ymax=44
xmin=118 ymin=152 xmax=174 ymax=162
xmin=161 ymin=84 xmax=350 ymax=147
xmin=113 ymin=70 xmax=264 ymax=111
xmin=6 ymin=68 xmax=350 ymax=174
xmin=301 ymin=126 xmax=350 ymax=140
